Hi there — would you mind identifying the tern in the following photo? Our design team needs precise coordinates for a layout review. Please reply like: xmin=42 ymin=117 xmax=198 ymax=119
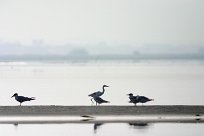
xmin=127 ymin=93 xmax=140 ymax=106
xmin=128 ymin=93 xmax=153 ymax=106
xmin=11 ymin=93 xmax=35 ymax=106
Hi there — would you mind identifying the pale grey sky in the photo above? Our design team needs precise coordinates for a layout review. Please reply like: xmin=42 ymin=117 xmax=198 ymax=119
xmin=0 ymin=0 xmax=203 ymax=46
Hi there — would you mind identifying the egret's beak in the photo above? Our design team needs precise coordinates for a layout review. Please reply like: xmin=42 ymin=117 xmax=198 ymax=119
xmin=127 ymin=93 xmax=134 ymax=96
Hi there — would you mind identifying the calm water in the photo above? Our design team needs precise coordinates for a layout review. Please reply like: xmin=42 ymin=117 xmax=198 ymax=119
xmin=0 ymin=60 xmax=204 ymax=106
xmin=0 ymin=123 xmax=204 ymax=136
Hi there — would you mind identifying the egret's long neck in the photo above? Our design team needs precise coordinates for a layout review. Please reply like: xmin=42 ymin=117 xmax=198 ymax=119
xmin=102 ymin=86 xmax=105 ymax=94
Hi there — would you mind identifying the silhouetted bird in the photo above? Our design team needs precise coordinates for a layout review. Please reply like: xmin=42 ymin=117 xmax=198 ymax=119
xmin=93 ymin=96 xmax=109 ymax=106
xmin=88 ymin=85 xmax=109 ymax=104
xmin=127 ymin=93 xmax=140 ymax=106
xmin=128 ymin=93 xmax=153 ymax=106
xmin=11 ymin=93 xmax=35 ymax=106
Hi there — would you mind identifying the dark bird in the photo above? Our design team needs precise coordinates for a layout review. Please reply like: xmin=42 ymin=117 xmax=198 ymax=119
xmin=93 ymin=96 xmax=109 ymax=106
xmin=11 ymin=93 xmax=35 ymax=106
xmin=127 ymin=93 xmax=153 ymax=106
xmin=127 ymin=93 xmax=140 ymax=106
xmin=88 ymin=85 xmax=109 ymax=104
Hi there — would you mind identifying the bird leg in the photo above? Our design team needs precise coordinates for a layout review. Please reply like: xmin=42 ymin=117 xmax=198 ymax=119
xmin=91 ymin=98 xmax=94 ymax=105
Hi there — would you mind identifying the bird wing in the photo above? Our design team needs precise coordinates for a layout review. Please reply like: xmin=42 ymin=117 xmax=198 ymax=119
xmin=139 ymin=96 xmax=148 ymax=100
xmin=88 ymin=92 xmax=96 ymax=97
xmin=95 ymin=97 xmax=109 ymax=103
xmin=18 ymin=96 xmax=34 ymax=101
xmin=88 ymin=91 xmax=102 ymax=97
xmin=138 ymin=96 xmax=153 ymax=103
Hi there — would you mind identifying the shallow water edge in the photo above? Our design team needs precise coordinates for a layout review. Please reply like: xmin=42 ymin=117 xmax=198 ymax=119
xmin=0 ymin=106 xmax=203 ymax=123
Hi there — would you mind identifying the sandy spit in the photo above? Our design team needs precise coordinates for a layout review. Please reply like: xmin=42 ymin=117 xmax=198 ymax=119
xmin=0 ymin=105 xmax=204 ymax=116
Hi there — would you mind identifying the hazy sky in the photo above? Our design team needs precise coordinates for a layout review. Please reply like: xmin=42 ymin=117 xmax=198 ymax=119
xmin=0 ymin=0 xmax=203 ymax=46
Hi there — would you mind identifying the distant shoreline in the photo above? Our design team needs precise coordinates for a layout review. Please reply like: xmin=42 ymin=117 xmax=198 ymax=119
xmin=0 ymin=53 xmax=204 ymax=62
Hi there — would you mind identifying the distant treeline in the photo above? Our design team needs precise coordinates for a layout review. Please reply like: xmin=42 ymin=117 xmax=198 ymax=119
xmin=0 ymin=53 xmax=204 ymax=62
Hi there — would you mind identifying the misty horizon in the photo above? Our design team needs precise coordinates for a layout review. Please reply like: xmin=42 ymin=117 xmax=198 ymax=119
xmin=0 ymin=0 xmax=203 ymax=61
xmin=0 ymin=41 xmax=204 ymax=62
xmin=0 ymin=40 xmax=203 ymax=55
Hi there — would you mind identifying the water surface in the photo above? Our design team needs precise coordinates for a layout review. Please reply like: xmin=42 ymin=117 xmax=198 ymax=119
xmin=0 ymin=122 xmax=203 ymax=136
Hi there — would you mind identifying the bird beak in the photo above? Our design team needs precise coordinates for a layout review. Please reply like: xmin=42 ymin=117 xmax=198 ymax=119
xmin=11 ymin=95 xmax=15 ymax=98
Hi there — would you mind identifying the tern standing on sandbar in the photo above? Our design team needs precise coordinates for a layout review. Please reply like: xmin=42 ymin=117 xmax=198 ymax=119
xmin=11 ymin=93 xmax=35 ymax=106
xmin=88 ymin=85 xmax=109 ymax=104
xmin=127 ymin=93 xmax=140 ymax=106
xmin=128 ymin=93 xmax=154 ymax=106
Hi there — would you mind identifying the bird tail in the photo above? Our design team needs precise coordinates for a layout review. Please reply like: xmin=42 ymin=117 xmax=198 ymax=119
xmin=88 ymin=93 xmax=95 ymax=97
xmin=30 ymin=97 xmax=35 ymax=100
xmin=104 ymin=101 xmax=110 ymax=103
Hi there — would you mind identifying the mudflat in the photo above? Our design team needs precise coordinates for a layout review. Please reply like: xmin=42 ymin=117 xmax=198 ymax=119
xmin=0 ymin=105 xmax=204 ymax=116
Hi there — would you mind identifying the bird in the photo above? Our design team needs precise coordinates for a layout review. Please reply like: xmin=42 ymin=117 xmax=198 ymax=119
xmin=127 ymin=93 xmax=140 ymax=106
xmin=88 ymin=85 xmax=109 ymax=104
xmin=127 ymin=93 xmax=153 ymax=106
xmin=11 ymin=93 xmax=35 ymax=106
xmin=93 ymin=96 xmax=109 ymax=106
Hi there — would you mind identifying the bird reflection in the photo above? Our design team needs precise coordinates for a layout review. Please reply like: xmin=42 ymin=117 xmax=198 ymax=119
xmin=94 ymin=123 xmax=104 ymax=133
xmin=128 ymin=122 xmax=150 ymax=129
xmin=13 ymin=122 xmax=19 ymax=130
xmin=13 ymin=122 xmax=19 ymax=127
xmin=81 ymin=115 xmax=94 ymax=122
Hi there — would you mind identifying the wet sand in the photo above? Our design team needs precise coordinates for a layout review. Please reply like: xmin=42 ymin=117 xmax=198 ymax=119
xmin=0 ymin=105 xmax=204 ymax=116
